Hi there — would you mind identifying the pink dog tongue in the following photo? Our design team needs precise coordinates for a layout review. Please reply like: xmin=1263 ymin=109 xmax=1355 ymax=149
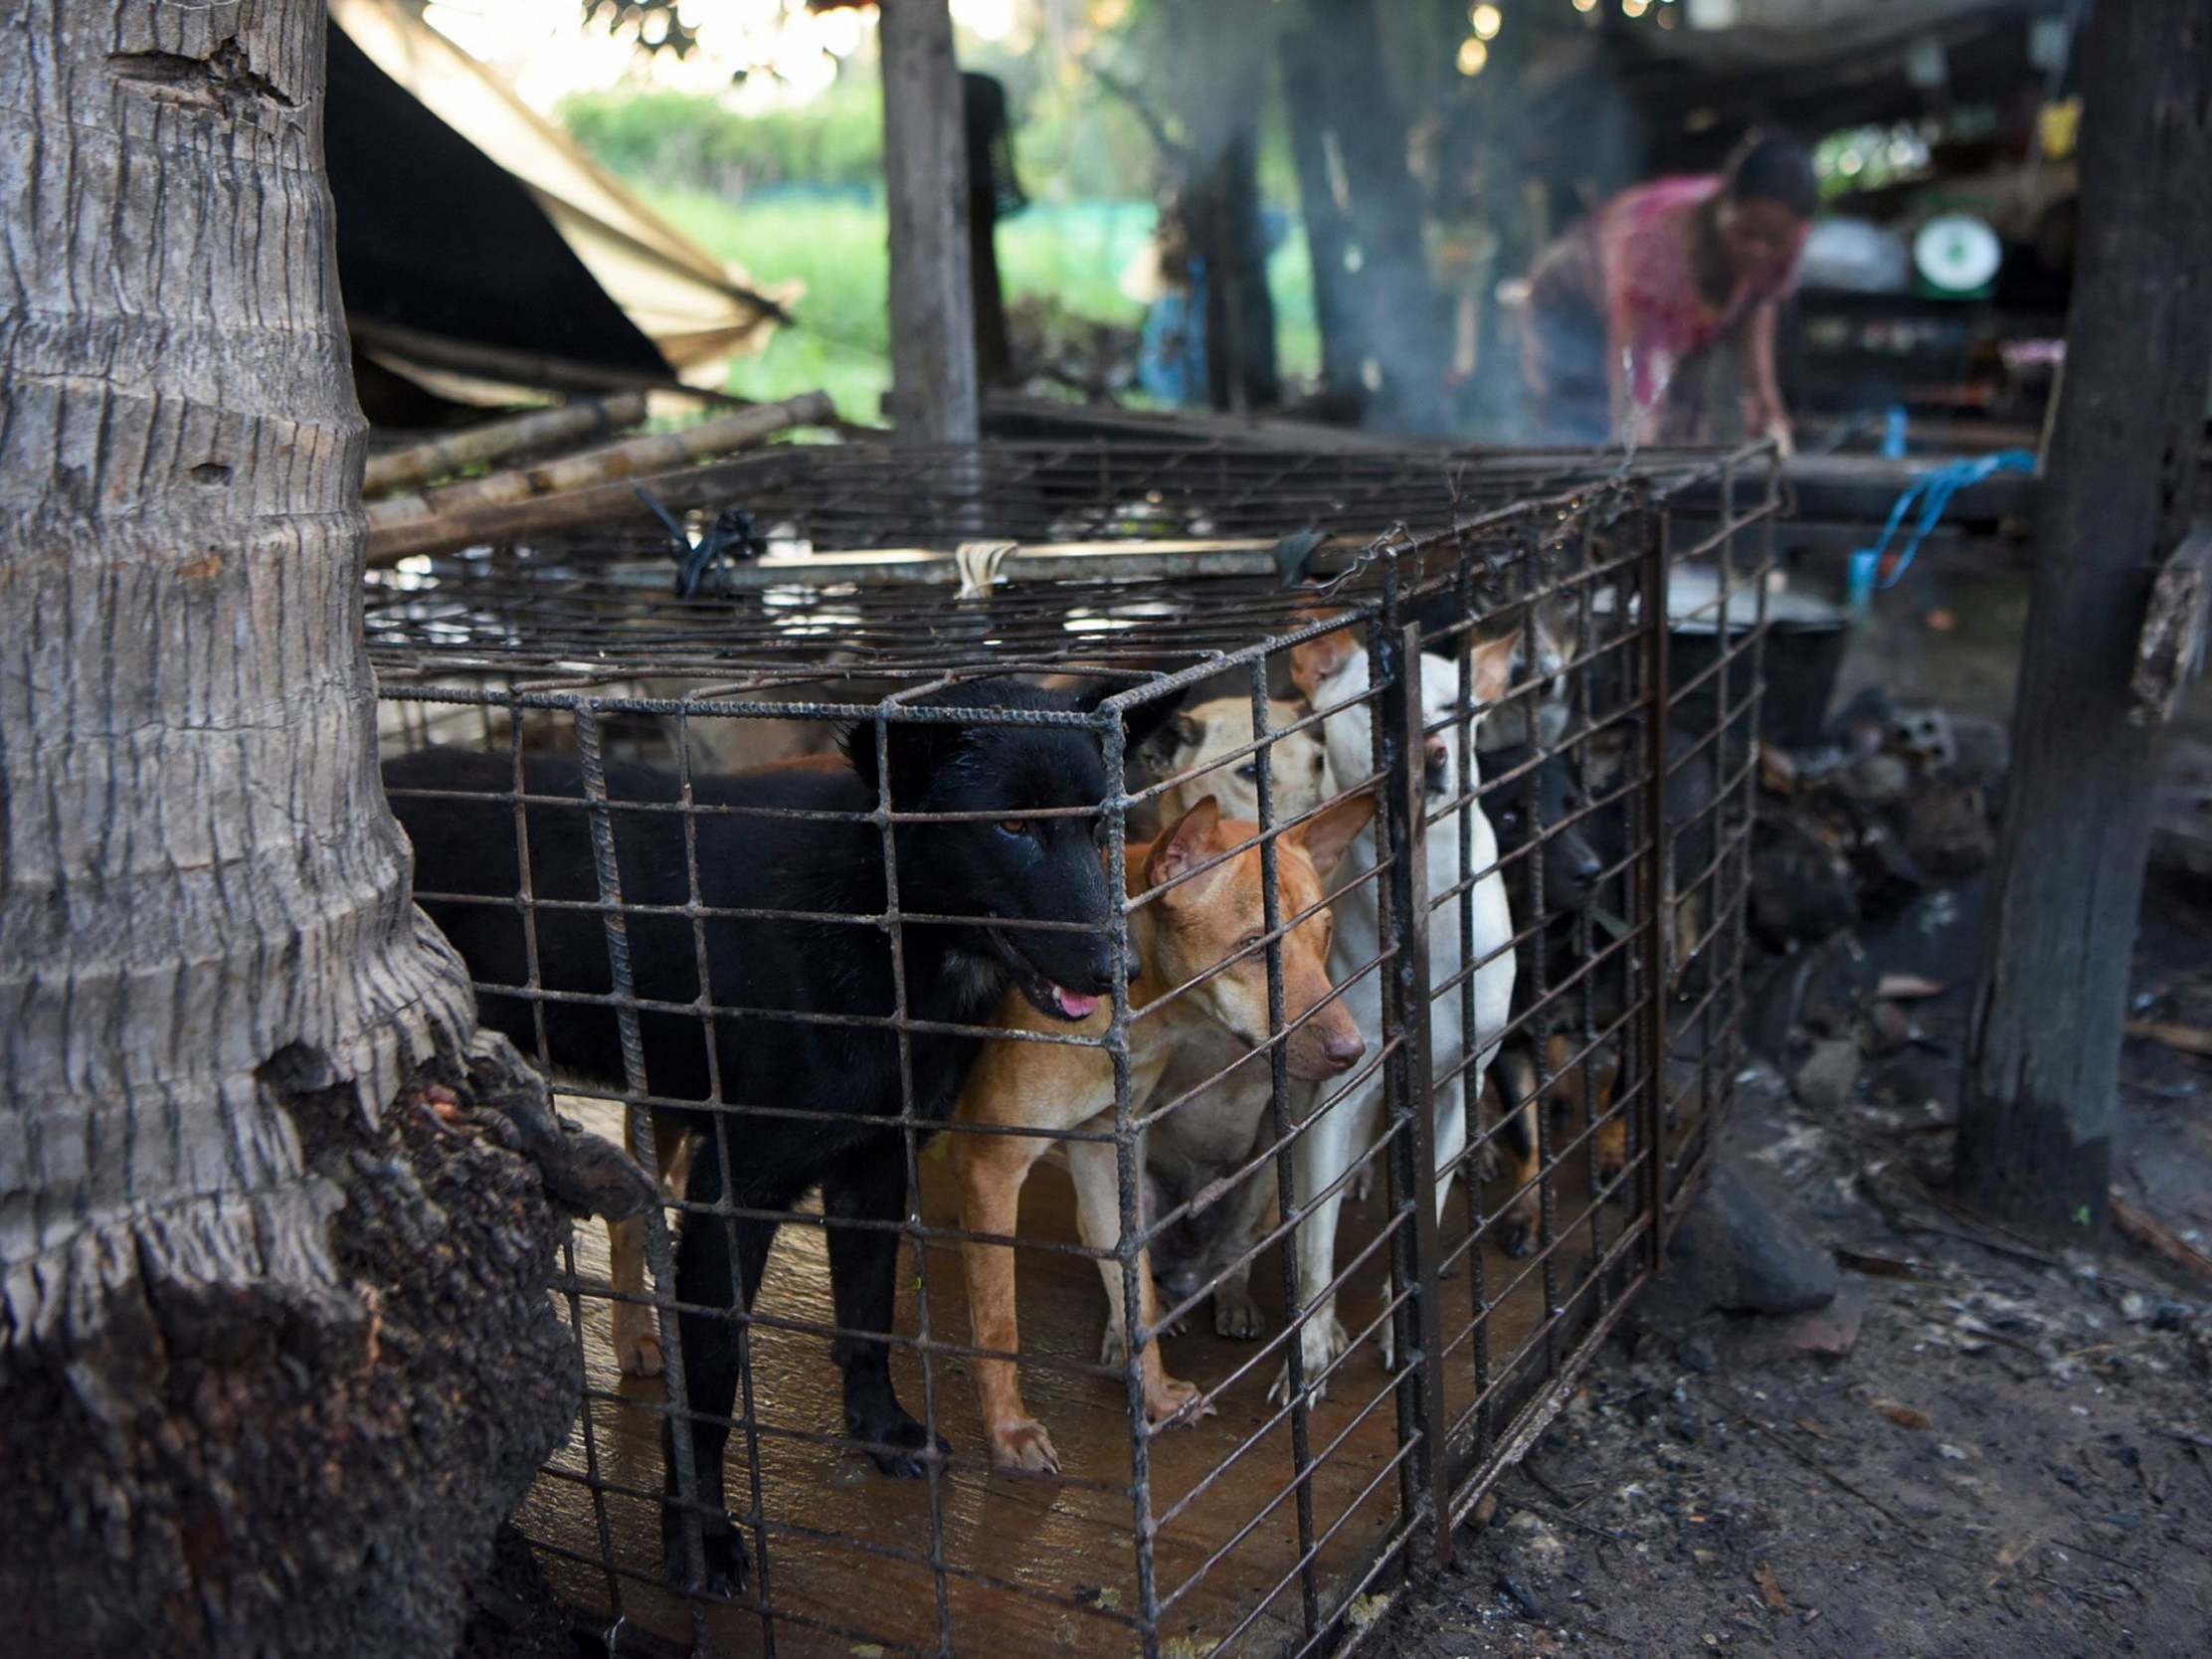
xmin=1054 ymin=986 xmax=1101 ymax=1019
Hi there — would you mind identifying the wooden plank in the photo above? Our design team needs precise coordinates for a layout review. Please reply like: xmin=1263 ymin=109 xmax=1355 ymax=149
xmin=880 ymin=0 xmax=978 ymax=444
xmin=523 ymin=1087 xmax=1670 ymax=1657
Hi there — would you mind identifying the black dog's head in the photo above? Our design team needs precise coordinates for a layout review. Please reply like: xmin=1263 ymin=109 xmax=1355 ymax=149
xmin=843 ymin=677 xmax=1181 ymax=1023
xmin=1483 ymin=743 xmax=1603 ymax=920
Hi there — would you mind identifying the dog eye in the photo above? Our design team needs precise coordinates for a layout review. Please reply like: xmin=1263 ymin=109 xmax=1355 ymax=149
xmin=1240 ymin=931 xmax=1267 ymax=951
xmin=1236 ymin=763 xmax=1258 ymax=782
xmin=998 ymin=820 xmax=1034 ymax=837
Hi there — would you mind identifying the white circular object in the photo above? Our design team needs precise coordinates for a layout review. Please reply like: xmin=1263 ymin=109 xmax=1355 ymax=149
xmin=1913 ymin=214 xmax=2002 ymax=292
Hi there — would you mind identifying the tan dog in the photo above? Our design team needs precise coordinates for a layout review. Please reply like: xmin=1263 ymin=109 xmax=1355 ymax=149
xmin=1154 ymin=696 xmax=1336 ymax=829
xmin=954 ymin=792 xmax=1375 ymax=1474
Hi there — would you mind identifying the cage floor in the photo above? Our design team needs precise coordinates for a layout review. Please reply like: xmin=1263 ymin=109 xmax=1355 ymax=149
xmin=522 ymin=1087 xmax=1674 ymax=1659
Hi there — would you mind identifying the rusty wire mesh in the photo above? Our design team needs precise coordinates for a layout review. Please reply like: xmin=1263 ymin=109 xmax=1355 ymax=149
xmin=368 ymin=442 xmax=1780 ymax=1659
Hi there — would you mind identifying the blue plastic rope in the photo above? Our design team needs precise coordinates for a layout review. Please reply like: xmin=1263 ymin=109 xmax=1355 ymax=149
xmin=1847 ymin=449 xmax=2037 ymax=609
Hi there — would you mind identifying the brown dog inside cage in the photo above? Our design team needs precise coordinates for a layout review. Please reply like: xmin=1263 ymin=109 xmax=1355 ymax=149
xmin=366 ymin=447 xmax=1775 ymax=1659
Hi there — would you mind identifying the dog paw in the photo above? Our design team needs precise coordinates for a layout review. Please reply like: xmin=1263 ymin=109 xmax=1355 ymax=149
xmin=1595 ymin=1123 xmax=1627 ymax=1186
xmin=1472 ymin=1140 xmax=1503 ymax=1183
xmin=661 ymin=1506 xmax=749 ymax=1600
xmin=1146 ymin=1373 xmax=1211 ymax=1428
xmin=1266 ymin=1307 xmax=1349 ymax=1406
xmin=988 ymin=1417 xmax=1061 ymax=1476
xmin=612 ymin=1313 xmax=663 ymax=1379
xmin=851 ymin=1409 xmax=952 ymax=1480
xmin=1498 ymin=1204 xmax=1540 ymax=1259
xmin=1213 ymin=1288 xmax=1264 ymax=1341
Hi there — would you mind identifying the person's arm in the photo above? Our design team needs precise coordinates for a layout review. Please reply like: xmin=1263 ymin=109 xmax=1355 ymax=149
xmin=1607 ymin=287 xmax=1677 ymax=448
xmin=1740 ymin=300 xmax=1793 ymax=455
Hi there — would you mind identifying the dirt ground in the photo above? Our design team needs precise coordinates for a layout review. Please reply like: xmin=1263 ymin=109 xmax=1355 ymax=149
xmin=1365 ymin=870 xmax=2212 ymax=1659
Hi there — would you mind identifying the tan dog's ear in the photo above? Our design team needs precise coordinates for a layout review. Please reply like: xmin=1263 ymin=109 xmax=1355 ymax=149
xmin=1289 ymin=617 xmax=1360 ymax=703
xmin=1145 ymin=795 xmax=1224 ymax=893
xmin=1288 ymin=789 xmax=1378 ymax=877
xmin=1470 ymin=632 xmax=1517 ymax=708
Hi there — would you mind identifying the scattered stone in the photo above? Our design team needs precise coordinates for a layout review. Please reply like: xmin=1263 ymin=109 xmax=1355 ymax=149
xmin=1903 ymin=779 xmax=1996 ymax=878
xmin=1723 ymin=1281 xmax=1868 ymax=1366
xmin=1946 ymin=715 xmax=2010 ymax=789
xmin=1845 ymin=753 xmax=1912 ymax=803
xmin=1679 ymin=1332 xmax=1722 ymax=1375
xmin=1502 ymin=1510 xmax=1567 ymax=1574
xmin=1795 ymin=1038 xmax=1862 ymax=1113
xmin=1640 ymin=1162 xmax=1841 ymax=1333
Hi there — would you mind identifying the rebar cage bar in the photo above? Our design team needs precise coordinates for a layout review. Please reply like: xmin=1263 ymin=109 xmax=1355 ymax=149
xmin=368 ymin=443 xmax=1779 ymax=1659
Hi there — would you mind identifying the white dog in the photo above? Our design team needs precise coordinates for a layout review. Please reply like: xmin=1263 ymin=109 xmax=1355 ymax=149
xmin=1270 ymin=623 xmax=1519 ymax=1403
xmin=1153 ymin=695 xmax=1334 ymax=829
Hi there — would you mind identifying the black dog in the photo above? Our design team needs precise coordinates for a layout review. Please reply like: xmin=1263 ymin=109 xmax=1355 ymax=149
xmin=383 ymin=678 xmax=1176 ymax=1597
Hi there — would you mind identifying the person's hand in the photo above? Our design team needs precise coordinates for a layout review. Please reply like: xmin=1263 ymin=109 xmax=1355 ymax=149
xmin=1741 ymin=394 xmax=1793 ymax=457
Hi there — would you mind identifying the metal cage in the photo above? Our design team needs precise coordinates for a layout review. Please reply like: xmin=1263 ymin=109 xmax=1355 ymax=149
xmin=368 ymin=443 xmax=1780 ymax=1659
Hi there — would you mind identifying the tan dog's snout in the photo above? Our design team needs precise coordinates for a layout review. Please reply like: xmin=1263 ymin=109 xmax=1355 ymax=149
xmin=1282 ymin=964 xmax=1364 ymax=1080
xmin=1310 ymin=1005 xmax=1365 ymax=1075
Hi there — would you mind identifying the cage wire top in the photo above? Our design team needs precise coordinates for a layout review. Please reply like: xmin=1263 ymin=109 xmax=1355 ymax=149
xmin=365 ymin=442 xmax=1767 ymax=696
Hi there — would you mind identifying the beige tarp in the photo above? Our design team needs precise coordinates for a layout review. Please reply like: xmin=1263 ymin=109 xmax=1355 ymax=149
xmin=330 ymin=0 xmax=791 ymax=387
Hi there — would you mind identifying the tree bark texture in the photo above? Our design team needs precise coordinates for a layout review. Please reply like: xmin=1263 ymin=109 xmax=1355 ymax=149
xmin=880 ymin=0 xmax=980 ymax=442
xmin=0 ymin=4 xmax=577 ymax=1650
xmin=1956 ymin=0 xmax=2212 ymax=1235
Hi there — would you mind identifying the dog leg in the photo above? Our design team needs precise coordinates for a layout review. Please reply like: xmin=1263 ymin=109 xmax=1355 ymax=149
xmin=952 ymin=1127 xmax=1060 ymax=1475
xmin=1267 ymin=1085 xmax=1376 ymax=1405
xmin=611 ymin=1118 xmax=697 ymax=1378
xmin=660 ymin=1148 xmax=776 ymax=1601
xmin=1065 ymin=1138 xmax=1207 ymax=1431
xmin=607 ymin=1213 xmax=660 ymax=1378
xmin=1552 ymin=1033 xmax=1626 ymax=1184
xmin=823 ymin=1142 xmax=947 ymax=1479
xmin=1210 ymin=1166 xmax=1275 ymax=1341
xmin=1378 ymin=1065 xmax=1476 ymax=1373
xmin=1489 ymin=1045 xmax=1543 ymax=1259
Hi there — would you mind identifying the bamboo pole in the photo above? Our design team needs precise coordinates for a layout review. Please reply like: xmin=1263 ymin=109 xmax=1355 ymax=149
xmin=363 ymin=394 xmax=650 ymax=497
xmin=366 ymin=392 xmax=833 ymax=550
xmin=364 ymin=393 xmax=833 ymax=565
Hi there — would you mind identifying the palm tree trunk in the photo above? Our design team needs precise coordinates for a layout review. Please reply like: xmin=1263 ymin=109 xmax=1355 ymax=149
xmin=1 ymin=6 xmax=587 ymax=1650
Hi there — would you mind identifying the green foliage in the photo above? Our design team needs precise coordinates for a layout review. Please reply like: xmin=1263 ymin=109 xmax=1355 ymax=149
xmin=558 ymin=81 xmax=884 ymax=196
xmin=631 ymin=184 xmax=1316 ymax=421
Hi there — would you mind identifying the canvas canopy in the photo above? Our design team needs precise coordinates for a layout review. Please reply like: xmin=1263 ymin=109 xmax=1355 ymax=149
xmin=329 ymin=0 xmax=788 ymax=399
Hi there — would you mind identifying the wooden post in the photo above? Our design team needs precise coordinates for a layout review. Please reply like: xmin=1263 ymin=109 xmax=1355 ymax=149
xmin=1956 ymin=0 xmax=2212 ymax=1236
xmin=880 ymin=0 xmax=979 ymax=443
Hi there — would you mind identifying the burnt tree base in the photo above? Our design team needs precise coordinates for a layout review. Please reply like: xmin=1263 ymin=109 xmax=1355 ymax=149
xmin=2 ymin=1043 xmax=583 ymax=1659
xmin=1952 ymin=1091 xmax=2113 ymax=1240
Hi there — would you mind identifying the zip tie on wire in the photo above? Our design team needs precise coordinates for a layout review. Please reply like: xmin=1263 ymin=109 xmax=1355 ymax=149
xmin=1847 ymin=449 xmax=2037 ymax=609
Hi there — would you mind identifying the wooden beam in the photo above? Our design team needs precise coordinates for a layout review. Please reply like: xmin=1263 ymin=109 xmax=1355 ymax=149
xmin=1955 ymin=0 xmax=2212 ymax=1237
xmin=879 ymin=0 xmax=978 ymax=444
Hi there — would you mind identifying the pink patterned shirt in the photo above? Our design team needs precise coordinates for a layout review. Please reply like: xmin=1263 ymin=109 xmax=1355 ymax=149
xmin=1527 ymin=175 xmax=1804 ymax=436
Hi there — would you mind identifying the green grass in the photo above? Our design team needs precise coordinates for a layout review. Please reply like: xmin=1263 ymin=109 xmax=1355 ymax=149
xmin=634 ymin=184 xmax=1319 ymax=423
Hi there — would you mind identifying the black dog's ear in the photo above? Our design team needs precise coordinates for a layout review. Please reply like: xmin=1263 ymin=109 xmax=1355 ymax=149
xmin=1070 ymin=680 xmax=1187 ymax=762
xmin=839 ymin=719 xmax=969 ymax=806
